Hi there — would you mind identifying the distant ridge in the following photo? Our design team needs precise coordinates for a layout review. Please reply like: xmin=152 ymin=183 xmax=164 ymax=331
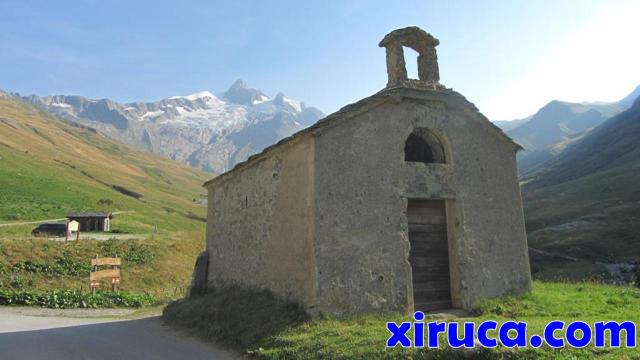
xmin=495 ymin=84 xmax=639 ymax=175
xmin=16 ymin=80 xmax=324 ymax=173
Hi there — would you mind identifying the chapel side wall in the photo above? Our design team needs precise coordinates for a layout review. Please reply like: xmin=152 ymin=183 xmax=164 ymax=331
xmin=205 ymin=137 xmax=318 ymax=307
xmin=313 ymin=94 xmax=531 ymax=315
xmin=444 ymin=103 xmax=532 ymax=308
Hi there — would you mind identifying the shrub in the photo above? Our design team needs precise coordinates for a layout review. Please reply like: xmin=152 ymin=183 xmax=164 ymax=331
xmin=54 ymin=252 xmax=93 ymax=275
xmin=9 ymin=276 xmax=32 ymax=290
xmin=99 ymin=239 xmax=155 ymax=265
xmin=109 ymin=229 xmax=130 ymax=234
xmin=11 ymin=252 xmax=91 ymax=276
xmin=0 ymin=290 xmax=158 ymax=308
xmin=123 ymin=243 xmax=155 ymax=264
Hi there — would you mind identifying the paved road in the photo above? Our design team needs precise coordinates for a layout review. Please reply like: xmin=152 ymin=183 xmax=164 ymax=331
xmin=0 ymin=307 xmax=238 ymax=360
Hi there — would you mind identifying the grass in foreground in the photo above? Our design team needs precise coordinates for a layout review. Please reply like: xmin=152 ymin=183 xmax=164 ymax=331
xmin=163 ymin=281 xmax=640 ymax=359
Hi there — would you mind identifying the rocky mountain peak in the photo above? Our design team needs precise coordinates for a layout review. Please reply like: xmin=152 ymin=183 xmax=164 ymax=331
xmin=228 ymin=79 xmax=247 ymax=91
xmin=223 ymin=79 xmax=269 ymax=106
xmin=272 ymin=92 xmax=286 ymax=104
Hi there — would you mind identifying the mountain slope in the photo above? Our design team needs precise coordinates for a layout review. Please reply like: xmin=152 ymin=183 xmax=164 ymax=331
xmin=20 ymin=80 xmax=324 ymax=173
xmin=0 ymin=91 xmax=209 ymax=232
xmin=619 ymin=84 xmax=640 ymax=107
xmin=522 ymin=96 xmax=640 ymax=277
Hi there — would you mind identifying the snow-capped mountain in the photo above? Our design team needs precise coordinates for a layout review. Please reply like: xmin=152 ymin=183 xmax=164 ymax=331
xmin=21 ymin=80 xmax=324 ymax=173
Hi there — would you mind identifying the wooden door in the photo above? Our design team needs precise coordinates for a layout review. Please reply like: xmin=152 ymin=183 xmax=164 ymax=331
xmin=407 ymin=199 xmax=452 ymax=311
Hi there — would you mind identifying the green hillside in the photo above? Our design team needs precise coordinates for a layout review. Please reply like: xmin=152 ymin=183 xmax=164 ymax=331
xmin=523 ymin=97 xmax=640 ymax=279
xmin=0 ymin=93 xmax=210 ymax=231
xmin=0 ymin=93 xmax=213 ymax=300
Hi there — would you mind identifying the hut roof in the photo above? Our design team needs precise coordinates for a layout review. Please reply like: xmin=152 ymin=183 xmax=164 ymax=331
xmin=67 ymin=212 xmax=112 ymax=219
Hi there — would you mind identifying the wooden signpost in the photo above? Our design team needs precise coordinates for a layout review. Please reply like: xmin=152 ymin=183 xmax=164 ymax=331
xmin=66 ymin=220 xmax=80 ymax=242
xmin=90 ymin=255 xmax=121 ymax=294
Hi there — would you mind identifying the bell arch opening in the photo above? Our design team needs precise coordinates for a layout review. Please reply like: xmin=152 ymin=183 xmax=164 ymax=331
xmin=404 ymin=128 xmax=446 ymax=164
xmin=403 ymin=47 xmax=420 ymax=80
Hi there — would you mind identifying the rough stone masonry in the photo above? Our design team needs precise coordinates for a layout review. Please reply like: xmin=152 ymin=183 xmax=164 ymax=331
xmin=201 ymin=26 xmax=531 ymax=316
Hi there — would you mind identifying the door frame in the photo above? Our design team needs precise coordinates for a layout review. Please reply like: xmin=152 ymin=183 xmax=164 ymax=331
xmin=405 ymin=197 xmax=462 ymax=311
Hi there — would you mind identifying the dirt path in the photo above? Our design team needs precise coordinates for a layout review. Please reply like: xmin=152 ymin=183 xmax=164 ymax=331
xmin=0 ymin=211 xmax=134 ymax=227
xmin=0 ymin=307 xmax=238 ymax=359
xmin=528 ymin=247 xmax=580 ymax=262
xmin=0 ymin=218 xmax=67 ymax=227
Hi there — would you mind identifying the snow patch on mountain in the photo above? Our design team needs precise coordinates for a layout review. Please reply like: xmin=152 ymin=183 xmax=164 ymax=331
xmin=252 ymin=94 xmax=270 ymax=105
xmin=282 ymin=96 xmax=302 ymax=112
xmin=141 ymin=110 xmax=165 ymax=119
xmin=168 ymin=91 xmax=217 ymax=101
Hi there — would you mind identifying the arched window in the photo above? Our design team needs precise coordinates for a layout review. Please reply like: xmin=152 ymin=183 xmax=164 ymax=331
xmin=404 ymin=128 xmax=446 ymax=164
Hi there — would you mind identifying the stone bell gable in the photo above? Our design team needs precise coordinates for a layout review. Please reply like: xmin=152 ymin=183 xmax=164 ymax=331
xmin=379 ymin=26 xmax=442 ymax=89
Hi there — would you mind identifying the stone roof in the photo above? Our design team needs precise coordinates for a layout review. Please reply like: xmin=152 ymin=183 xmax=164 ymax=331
xmin=204 ymin=86 xmax=522 ymax=187
xmin=67 ymin=212 xmax=112 ymax=219
xmin=378 ymin=26 xmax=439 ymax=48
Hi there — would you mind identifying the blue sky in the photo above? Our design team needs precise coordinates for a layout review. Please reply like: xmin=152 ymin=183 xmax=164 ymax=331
xmin=1 ymin=0 xmax=638 ymax=119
